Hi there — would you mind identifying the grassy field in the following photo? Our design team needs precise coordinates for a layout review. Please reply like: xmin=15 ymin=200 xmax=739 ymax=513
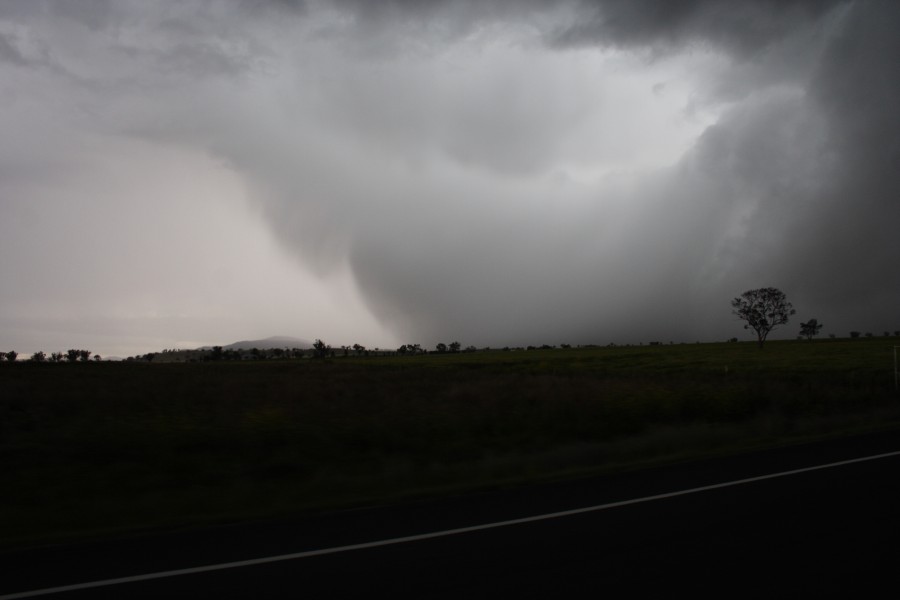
xmin=2 ymin=338 xmax=899 ymax=548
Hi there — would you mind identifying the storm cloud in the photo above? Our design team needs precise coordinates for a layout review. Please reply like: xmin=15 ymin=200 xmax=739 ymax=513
xmin=1 ymin=1 xmax=897 ymax=355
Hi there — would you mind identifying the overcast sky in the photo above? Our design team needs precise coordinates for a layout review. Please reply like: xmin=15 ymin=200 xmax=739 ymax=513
xmin=1 ymin=0 xmax=898 ymax=357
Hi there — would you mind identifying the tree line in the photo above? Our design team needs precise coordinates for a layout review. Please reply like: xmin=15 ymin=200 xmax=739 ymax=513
xmin=3 ymin=289 xmax=898 ymax=362
xmin=0 ymin=349 xmax=99 ymax=363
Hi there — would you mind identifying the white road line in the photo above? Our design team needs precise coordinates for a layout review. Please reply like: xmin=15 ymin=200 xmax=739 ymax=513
xmin=4 ymin=449 xmax=900 ymax=599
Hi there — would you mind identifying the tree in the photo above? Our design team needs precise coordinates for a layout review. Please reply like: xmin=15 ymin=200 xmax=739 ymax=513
xmin=30 ymin=351 xmax=47 ymax=362
xmin=731 ymin=287 xmax=795 ymax=348
xmin=312 ymin=339 xmax=329 ymax=358
xmin=435 ymin=342 xmax=448 ymax=353
xmin=799 ymin=318 xmax=823 ymax=341
xmin=6 ymin=351 xmax=17 ymax=362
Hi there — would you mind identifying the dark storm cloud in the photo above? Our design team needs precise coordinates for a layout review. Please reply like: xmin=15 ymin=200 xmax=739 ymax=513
xmin=664 ymin=0 xmax=900 ymax=335
xmin=2 ymin=1 xmax=898 ymax=355
xmin=314 ymin=0 xmax=899 ymax=344
xmin=784 ymin=1 xmax=900 ymax=312
xmin=327 ymin=0 xmax=842 ymax=60
xmin=176 ymin=0 xmax=894 ymax=346
xmin=554 ymin=0 xmax=844 ymax=56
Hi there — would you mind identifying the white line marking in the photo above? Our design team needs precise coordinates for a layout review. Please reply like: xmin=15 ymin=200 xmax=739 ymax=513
xmin=4 ymin=449 xmax=900 ymax=599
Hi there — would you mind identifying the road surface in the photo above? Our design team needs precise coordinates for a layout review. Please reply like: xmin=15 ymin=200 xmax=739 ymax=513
xmin=3 ymin=429 xmax=900 ymax=598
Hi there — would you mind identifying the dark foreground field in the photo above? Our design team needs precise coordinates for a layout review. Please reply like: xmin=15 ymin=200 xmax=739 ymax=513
xmin=2 ymin=338 xmax=899 ymax=548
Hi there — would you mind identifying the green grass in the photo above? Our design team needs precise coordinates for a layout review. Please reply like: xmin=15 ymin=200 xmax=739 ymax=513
xmin=2 ymin=338 xmax=899 ymax=548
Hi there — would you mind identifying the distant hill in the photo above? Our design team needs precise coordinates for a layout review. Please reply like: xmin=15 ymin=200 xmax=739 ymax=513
xmin=222 ymin=336 xmax=312 ymax=351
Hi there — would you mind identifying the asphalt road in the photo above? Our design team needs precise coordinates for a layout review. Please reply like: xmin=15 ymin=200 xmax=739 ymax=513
xmin=3 ymin=429 xmax=900 ymax=598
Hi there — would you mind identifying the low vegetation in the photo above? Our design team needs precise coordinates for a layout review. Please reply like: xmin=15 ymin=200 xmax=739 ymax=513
xmin=2 ymin=337 xmax=899 ymax=548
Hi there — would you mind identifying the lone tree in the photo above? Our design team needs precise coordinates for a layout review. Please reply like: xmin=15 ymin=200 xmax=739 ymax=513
xmin=731 ymin=287 xmax=795 ymax=348
xmin=312 ymin=339 xmax=329 ymax=359
xmin=799 ymin=318 xmax=823 ymax=341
